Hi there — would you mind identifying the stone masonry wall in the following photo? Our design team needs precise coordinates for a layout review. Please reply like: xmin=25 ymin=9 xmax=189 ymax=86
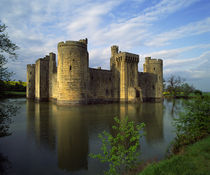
xmin=57 ymin=40 xmax=89 ymax=104
xmin=35 ymin=57 xmax=49 ymax=101
xmin=143 ymin=57 xmax=163 ymax=99
xmin=89 ymin=68 xmax=115 ymax=103
xmin=26 ymin=64 xmax=35 ymax=98
xmin=138 ymin=72 xmax=157 ymax=101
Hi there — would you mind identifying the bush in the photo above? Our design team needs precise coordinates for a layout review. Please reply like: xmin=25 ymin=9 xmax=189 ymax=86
xmin=173 ymin=95 xmax=210 ymax=152
xmin=90 ymin=117 xmax=145 ymax=175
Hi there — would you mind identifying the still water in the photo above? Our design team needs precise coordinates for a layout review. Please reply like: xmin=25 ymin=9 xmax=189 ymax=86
xmin=0 ymin=98 xmax=182 ymax=175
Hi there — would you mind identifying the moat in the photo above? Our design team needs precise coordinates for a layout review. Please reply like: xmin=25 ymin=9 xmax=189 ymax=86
xmin=0 ymin=98 xmax=182 ymax=175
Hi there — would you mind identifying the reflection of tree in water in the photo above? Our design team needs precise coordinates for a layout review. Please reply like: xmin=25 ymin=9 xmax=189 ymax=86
xmin=0 ymin=102 xmax=19 ymax=137
xmin=0 ymin=153 xmax=11 ymax=175
xmin=0 ymin=100 xmax=19 ymax=174
xmin=164 ymin=99 xmax=182 ymax=118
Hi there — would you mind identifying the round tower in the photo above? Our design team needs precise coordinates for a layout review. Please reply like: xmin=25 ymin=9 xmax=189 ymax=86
xmin=57 ymin=40 xmax=89 ymax=104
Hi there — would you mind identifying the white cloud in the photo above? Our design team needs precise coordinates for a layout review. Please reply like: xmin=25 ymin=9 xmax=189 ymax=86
xmin=146 ymin=17 xmax=210 ymax=46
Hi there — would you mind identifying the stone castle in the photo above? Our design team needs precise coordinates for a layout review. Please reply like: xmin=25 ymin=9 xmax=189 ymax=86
xmin=27 ymin=38 xmax=163 ymax=104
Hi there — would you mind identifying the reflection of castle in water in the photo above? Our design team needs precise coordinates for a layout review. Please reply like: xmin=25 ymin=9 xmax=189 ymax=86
xmin=53 ymin=105 xmax=88 ymax=172
xmin=26 ymin=100 xmax=163 ymax=173
xmin=26 ymin=101 xmax=89 ymax=172
xmin=119 ymin=102 xmax=163 ymax=143
xmin=26 ymin=101 xmax=56 ymax=150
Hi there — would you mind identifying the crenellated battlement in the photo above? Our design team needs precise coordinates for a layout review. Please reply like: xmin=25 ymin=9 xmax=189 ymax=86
xmin=145 ymin=57 xmax=163 ymax=64
xmin=27 ymin=64 xmax=35 ymax=68
xmin=58 ymin=39 xmax=87 ymax=48
xmin=115 ymin=52 xmax=139 ymax=63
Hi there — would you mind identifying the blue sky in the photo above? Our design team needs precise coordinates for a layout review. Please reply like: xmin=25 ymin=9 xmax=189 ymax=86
xmin=0 ymin=0 xmax=210 ymax=91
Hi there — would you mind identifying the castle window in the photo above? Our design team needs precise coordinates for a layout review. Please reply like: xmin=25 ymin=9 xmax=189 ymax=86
xmin=154 ymin=67 xmax=155 ymax=71
xmin=109 ymin=77 xmax=111 ymax=81
xmin=70 ymin=65 xmax=72 ymax=71
xmin=152 ymin=85 xmax=155 ymax=90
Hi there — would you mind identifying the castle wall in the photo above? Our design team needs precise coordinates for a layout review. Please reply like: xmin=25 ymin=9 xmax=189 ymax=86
xmin=138 ymin=72 xmax=157 ymax=101
xmin=35 ymin=57 xmax=49 ymax=101
xmin=57 ymin=40 xmax=89 ymax=104
xmin=51 ymin=72 xmax=58 ymax=100
xmin=89 ymin=68 xmax=115 ymax=103
xmin=26 ymin=64 xmax=35 ymax=99
xmin=49 ymin=53 xmax=57 ymax=99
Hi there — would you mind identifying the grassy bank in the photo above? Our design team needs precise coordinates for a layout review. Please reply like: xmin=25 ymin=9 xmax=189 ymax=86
xmin=139 ymin=136 xmax=210 ymax=175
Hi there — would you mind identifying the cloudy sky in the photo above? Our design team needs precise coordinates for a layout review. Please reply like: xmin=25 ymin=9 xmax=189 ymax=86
xmin=0 ymin=0 xmax=210 ymax=91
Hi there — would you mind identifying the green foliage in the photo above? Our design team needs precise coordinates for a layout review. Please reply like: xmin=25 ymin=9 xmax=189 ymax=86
xmin=139 ymin=136 xmax=210 ymax=175
xmin=173 ymin=95 xmax=210 ymax=151
xmin=180 ymin=83 xmax=195 ymax=97
xmin=164 ymin=75 xmax=197 ymax=98
xmin=89 ymin=117 xmax=145 ymax=175
xmin=0 ymin=21 xmax=19 ymax=82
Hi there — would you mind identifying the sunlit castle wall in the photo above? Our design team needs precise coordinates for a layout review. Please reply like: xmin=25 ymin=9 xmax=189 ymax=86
xmin=26 ymin=64 xmax=35 ymax=99
xmin=57 ymin=39 xmax=89 ymax=104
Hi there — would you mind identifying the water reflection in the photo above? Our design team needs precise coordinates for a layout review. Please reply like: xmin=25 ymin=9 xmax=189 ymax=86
xmin=53 ymin=105 xmax=88 ymax=172
xmin=26 ymin=101 xmax=89 ymax=172
xmin=119 ymin=103 xmax=163 ymax=143
xmin=26 ymin=101 xmax=56 ymax=150
xmin=26 ymin=101 xmax=165 ymax=174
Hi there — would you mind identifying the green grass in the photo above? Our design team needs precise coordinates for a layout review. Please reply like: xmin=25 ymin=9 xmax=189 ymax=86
xmin=139 ymin=136 xmax=210 ymax=175
xmin=5 ymin=81 xmax=27 ymax=87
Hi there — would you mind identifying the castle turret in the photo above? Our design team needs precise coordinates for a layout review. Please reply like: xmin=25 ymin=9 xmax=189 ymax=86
xmin=57 ymin=39 xmax=89 ymax=104
xmin=49 ymin=52 xmax=56 ymax=99
xmin=35 ymin=56 xmax=49 ymax=101
xmin=143 ymin=57 xmax=163 ymax=99
xmin=27 ymin=64 xmax=35 ymax=99
xmin=110 ymin=45 xmax=119 ymax=70
xmin=115 ymin=52 xmax=139 ymax=102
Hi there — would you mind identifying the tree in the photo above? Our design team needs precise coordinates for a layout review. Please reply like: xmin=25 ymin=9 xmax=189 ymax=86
xmin=166 ymin=75 xmax=185 ymax=97
xmin=0 ymin=21 xmax=18 ymax=83
xmin=181 ymin=83 xmax=195 ymax=96
xmin=0 ymin=21 xmax=19 ymax=137
xmin=90 ymin=117 xmax=145 ymax=175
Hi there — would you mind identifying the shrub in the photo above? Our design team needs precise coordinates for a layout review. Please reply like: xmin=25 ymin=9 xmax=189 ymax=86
xmin=173 ymin=95 xmax=210 ymax=152
xmin=90 ymin=117 xmax=145 ymax=175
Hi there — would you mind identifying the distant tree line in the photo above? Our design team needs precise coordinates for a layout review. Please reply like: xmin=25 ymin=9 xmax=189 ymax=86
xmin=0 ymin=80 xmax=26 ymax=92
xmin=163 ymin=75 xmax=202 ymax=97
